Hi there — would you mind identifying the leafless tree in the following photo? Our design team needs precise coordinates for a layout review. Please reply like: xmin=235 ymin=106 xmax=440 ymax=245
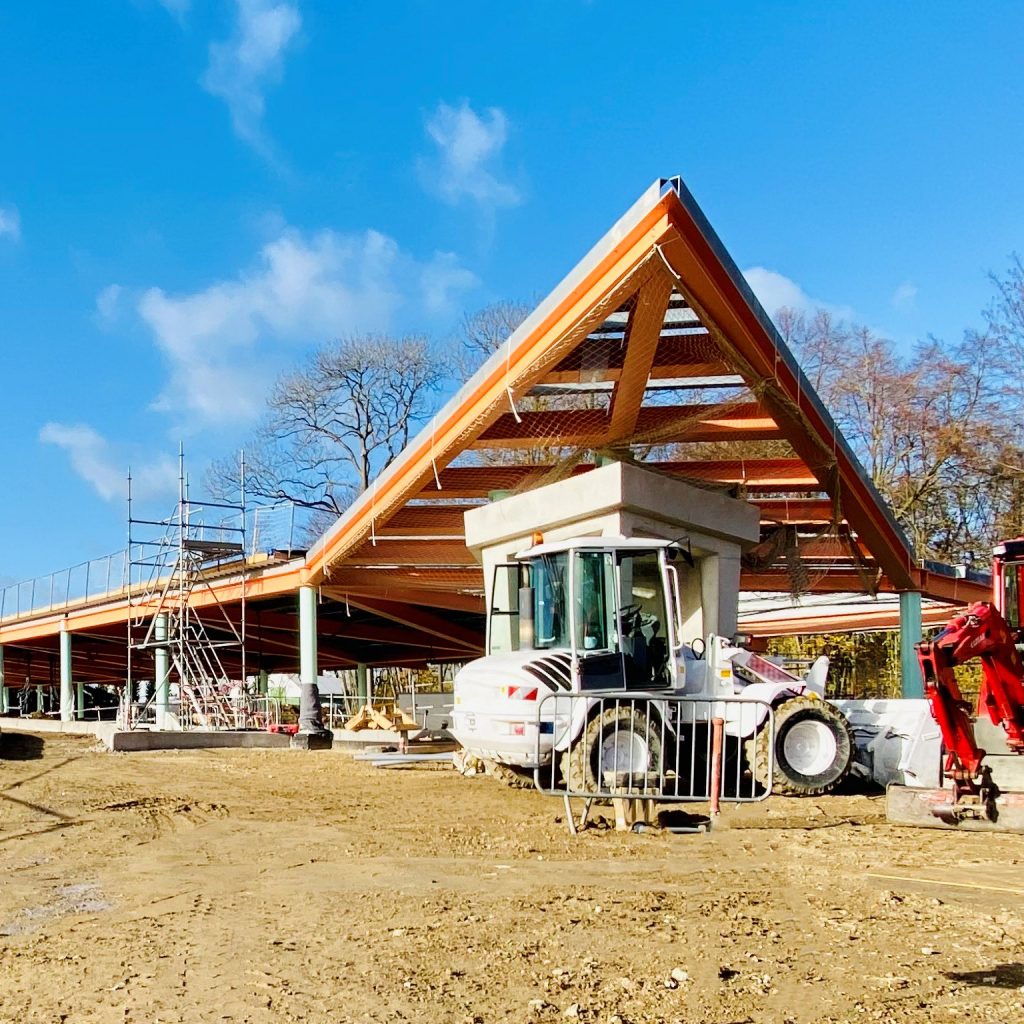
xmin=211 ymin=334 xmax=448 ymax=516
xmin=781 ymin=306 xmax=1018 ymax=564
xmin=460 ymin=300 xmax=532 ymax=366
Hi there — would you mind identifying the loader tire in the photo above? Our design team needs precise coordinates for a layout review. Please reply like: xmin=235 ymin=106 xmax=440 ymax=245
xmin=560 ymin=705 xmax=663 ymax=795
xmin=482 ymin=759 xmax=536 ymax=789
xmin=745 ymin=696 xmax=853 ymax=797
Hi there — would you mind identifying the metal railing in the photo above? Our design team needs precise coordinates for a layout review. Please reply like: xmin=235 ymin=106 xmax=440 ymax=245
xmin=0 ymin=502 xmax=328 ymax=623
xmin=320 ymin=693 xmax=366 ymax=729
xmin=121 ymin=693 xmax=281 ymax=731
xmin=533 ymin=692 xmax=775 ymax=832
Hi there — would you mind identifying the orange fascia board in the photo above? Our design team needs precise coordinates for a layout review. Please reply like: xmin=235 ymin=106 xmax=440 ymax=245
xmin=303 ymin=182 xmax=681 ymax=584
xmin=0 ymin=560 xmax=306 ymax=643
xmin=656 ymin=189 xmax=917 ymax=589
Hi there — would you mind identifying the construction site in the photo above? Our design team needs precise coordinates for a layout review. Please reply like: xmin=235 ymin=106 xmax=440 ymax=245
xmin=3 ymin=178 xmax=1024 ymax=1023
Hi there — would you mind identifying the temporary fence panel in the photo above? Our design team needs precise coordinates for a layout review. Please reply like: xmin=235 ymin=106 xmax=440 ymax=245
xmin=533 ymin=691 xmax=774 ymax=821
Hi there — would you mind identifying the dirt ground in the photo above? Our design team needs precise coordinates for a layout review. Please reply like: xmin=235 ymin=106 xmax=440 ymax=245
xmin=1 ymin=729 xmax=1023 ymax=1024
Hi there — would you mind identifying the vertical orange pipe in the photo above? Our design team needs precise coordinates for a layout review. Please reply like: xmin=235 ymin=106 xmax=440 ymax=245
xmin=709 ymin=717 xmax=725 ymax=817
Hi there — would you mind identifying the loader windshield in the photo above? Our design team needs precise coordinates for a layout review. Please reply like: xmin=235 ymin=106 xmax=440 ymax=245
xmin=1003 ymin=561 xmax=1023 ymax=630
xmin=532 ymin=553 xmax=570 ymax=649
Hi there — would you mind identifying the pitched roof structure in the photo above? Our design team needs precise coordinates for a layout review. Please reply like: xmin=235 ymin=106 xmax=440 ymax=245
xmin=0 ymin=177 xmax=988 ymax=685
xmin=302 ymin=177 xmax=983 ymax=611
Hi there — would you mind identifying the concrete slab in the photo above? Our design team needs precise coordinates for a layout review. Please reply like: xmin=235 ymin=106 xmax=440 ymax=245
xmin=2 ymin=719 xmax=295 ymax=752
xmin=111 ymin=731 xmax=292 ymax=752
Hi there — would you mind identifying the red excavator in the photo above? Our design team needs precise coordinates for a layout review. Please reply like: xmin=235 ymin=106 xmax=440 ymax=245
xmin=887 ymin=538 xmax=1024 ymax=831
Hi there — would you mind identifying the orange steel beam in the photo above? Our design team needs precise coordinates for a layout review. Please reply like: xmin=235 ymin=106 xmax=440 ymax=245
xmin=343 ymin=597 xmax=484 ymax=653
xmin=755 ymin=498 xmax=837 ymax=524
xmin=742 ymin=604 xmax=962 ymax=638
xmin=321 ymin=585 xmax=483 ymax=614
xmin=342 ymin=539 xmax=479 ymax=567
xmin=425 ymin=458 xmax=818 ymax=500
xmin=910 ymin=568 xmax=991 ymax=606
xmin=657 ymin=190 xmax=917 ymax=589
xmin=607 ymin=273 xmax=675 ymax=437
xmin=473 ymin=402 xmax=781 ymax=449
xmin=542 ymin=360 xmax=732 ymax=385
xmin=304 ymin=191 xmax=680 ymax=583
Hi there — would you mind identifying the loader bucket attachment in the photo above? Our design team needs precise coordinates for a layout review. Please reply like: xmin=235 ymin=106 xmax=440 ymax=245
xmin=886 ymin=783 xmax=1024 ymax=834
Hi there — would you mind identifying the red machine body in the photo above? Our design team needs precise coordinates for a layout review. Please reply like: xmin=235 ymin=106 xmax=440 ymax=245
xmin=915 ymin=538 xmax=1024 ymax=802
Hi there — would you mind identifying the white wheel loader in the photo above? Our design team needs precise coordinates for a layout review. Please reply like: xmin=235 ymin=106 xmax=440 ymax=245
xmin=450 ymin=463 xmax=855 ymax=796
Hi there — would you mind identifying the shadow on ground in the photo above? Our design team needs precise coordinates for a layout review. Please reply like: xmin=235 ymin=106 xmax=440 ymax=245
xmin=945 ymin=963 xmax=1024 ymax=989
xmin=1 ymin=731 xmax=45 ymax=761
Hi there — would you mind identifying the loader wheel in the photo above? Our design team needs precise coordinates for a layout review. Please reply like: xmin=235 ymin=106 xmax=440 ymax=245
xmin=560 ymin=705 xmax=663 ymax=795
xmin=745 ymin=696 xmax=853 ymax=796
xmin=482 ymin=759 xmax=536 ymax=790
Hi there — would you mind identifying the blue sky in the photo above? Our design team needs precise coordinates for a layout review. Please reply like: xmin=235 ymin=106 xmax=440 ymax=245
xmin=1 ymin=0 xmax=1022 ymax=583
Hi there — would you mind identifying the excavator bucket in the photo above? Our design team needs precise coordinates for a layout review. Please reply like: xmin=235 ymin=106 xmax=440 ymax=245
xmin=886 ymin=784 xmax=1024 ymax=834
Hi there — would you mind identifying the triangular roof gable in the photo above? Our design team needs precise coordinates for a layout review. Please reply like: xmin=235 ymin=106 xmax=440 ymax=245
xmin=306 ymin=177 xmax=917 ymax=599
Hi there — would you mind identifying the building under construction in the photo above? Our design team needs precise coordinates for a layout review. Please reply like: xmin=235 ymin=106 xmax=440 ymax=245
xmin=0 ymin=177 xmax=990 ymax=729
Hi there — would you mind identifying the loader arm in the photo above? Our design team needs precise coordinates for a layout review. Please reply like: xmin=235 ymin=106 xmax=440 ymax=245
xmin=916 ymin=601 xmax=1024 ymax=795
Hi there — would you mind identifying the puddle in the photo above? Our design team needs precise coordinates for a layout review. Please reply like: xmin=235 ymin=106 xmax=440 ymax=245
xmin=0 ymin=882 xmax=114 ymax=936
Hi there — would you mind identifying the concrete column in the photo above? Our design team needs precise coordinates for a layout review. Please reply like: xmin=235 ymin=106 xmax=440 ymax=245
xmin=294 ymin=584 xmax=330 ymax=747
xmin=76 ymin=682 xmax=85 ymax=720
xmin=0 ymin=646 xmax=7 ymax=715
xmin=257 ymin=668 xmax=269 ymax=696
xmin=356 ymin=662 xmax=369 ymax=704
xmin=60 ymin=626 xmax=74 ymax=722
xmin=154 ymin=613 xmax=171 ymax=730
xmin=899 ymin=591 xmax=924 ymax=698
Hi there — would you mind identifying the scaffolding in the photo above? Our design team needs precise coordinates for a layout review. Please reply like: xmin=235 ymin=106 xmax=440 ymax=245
xmin=123 ymin=449 xmax=273 ymax=730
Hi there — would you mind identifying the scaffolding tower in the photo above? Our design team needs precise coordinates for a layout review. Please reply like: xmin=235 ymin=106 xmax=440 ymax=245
xmin=123 ymin=448 xmax=265 ymax=730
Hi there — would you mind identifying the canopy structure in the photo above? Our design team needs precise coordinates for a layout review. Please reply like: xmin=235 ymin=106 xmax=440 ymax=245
xmin=303 ymin=177 xmax=984 ymax=611
xmin=0 ymin=177 xmax=988 ymax=689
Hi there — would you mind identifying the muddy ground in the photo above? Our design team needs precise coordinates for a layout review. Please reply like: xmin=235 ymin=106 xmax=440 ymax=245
xmin=1 ymin=729 xmax=1022 ymax=1024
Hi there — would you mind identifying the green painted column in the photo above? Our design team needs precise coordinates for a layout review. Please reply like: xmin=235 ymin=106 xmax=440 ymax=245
xmin=60 ymin=626 xmax=74 ymax=722
xmin=899 ymin=591 xmax=924 ymax=698
xmin=76 ymin=682 xmax=85 ymax=720
xmin=356 ymin=662 xmax=369 ymax=704
xmin=154 ymin=613 xmax=171 ymax=730
xmin=296 ymin=585 xmax=328 ymax=739
xmin=258 ymin=668 xmax=269 ymax=696
xmin=36 ymin=684 xmax=44 ymax=714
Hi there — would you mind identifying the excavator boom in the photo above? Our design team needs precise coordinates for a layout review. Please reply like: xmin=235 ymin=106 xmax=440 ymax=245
xmin=888 ymin=600 xmax=1024 ymax=831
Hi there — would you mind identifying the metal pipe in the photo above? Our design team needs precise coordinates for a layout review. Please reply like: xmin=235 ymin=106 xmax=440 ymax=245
xmin=709 ymin=716 xmax=725 ymax=817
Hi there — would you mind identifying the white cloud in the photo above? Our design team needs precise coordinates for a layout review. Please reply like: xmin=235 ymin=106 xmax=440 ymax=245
xmin=39 ymin=423 xmax=178 ymax=503
xmin=742 ymin=266 xmax=854 ymax=322
xmin=131 ymin=226 xmax=476 ymax=426
xmin=420 ymin=252 xmax=479 ymax=314
xmin=201 ymin=0 xmax=301 ymax=153
xmin=158 ymin=0 xmax=190 ymax=18
xmin=891 ymin=281 xmax=918 ymax=310
xmin=421 ymin=100 xmax=520 ymax=208
xmin=0 ymin=205 xmax=21 ymax=242
xmin=95 ymin=284 xmax=123 ymax=324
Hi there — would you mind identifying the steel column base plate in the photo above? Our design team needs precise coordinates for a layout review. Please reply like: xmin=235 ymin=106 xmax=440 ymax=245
xmin=290 ymin=730 xmax=334 ymax=751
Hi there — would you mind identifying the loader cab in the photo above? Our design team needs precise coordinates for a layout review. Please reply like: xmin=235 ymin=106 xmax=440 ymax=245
xmin=994 ymin=539 xmax=1024 ymax=632
xmin=487 ymin=537 xmax=684 ymax=690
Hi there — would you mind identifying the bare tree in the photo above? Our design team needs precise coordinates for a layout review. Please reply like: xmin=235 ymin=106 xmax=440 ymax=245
xmin=211 ymin=334 xmax=448 ymax=515
xmin=460 ymin=300 xmax=532 ymax=366
xmin=781 ymin=306 xmax=1018 ymax=564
